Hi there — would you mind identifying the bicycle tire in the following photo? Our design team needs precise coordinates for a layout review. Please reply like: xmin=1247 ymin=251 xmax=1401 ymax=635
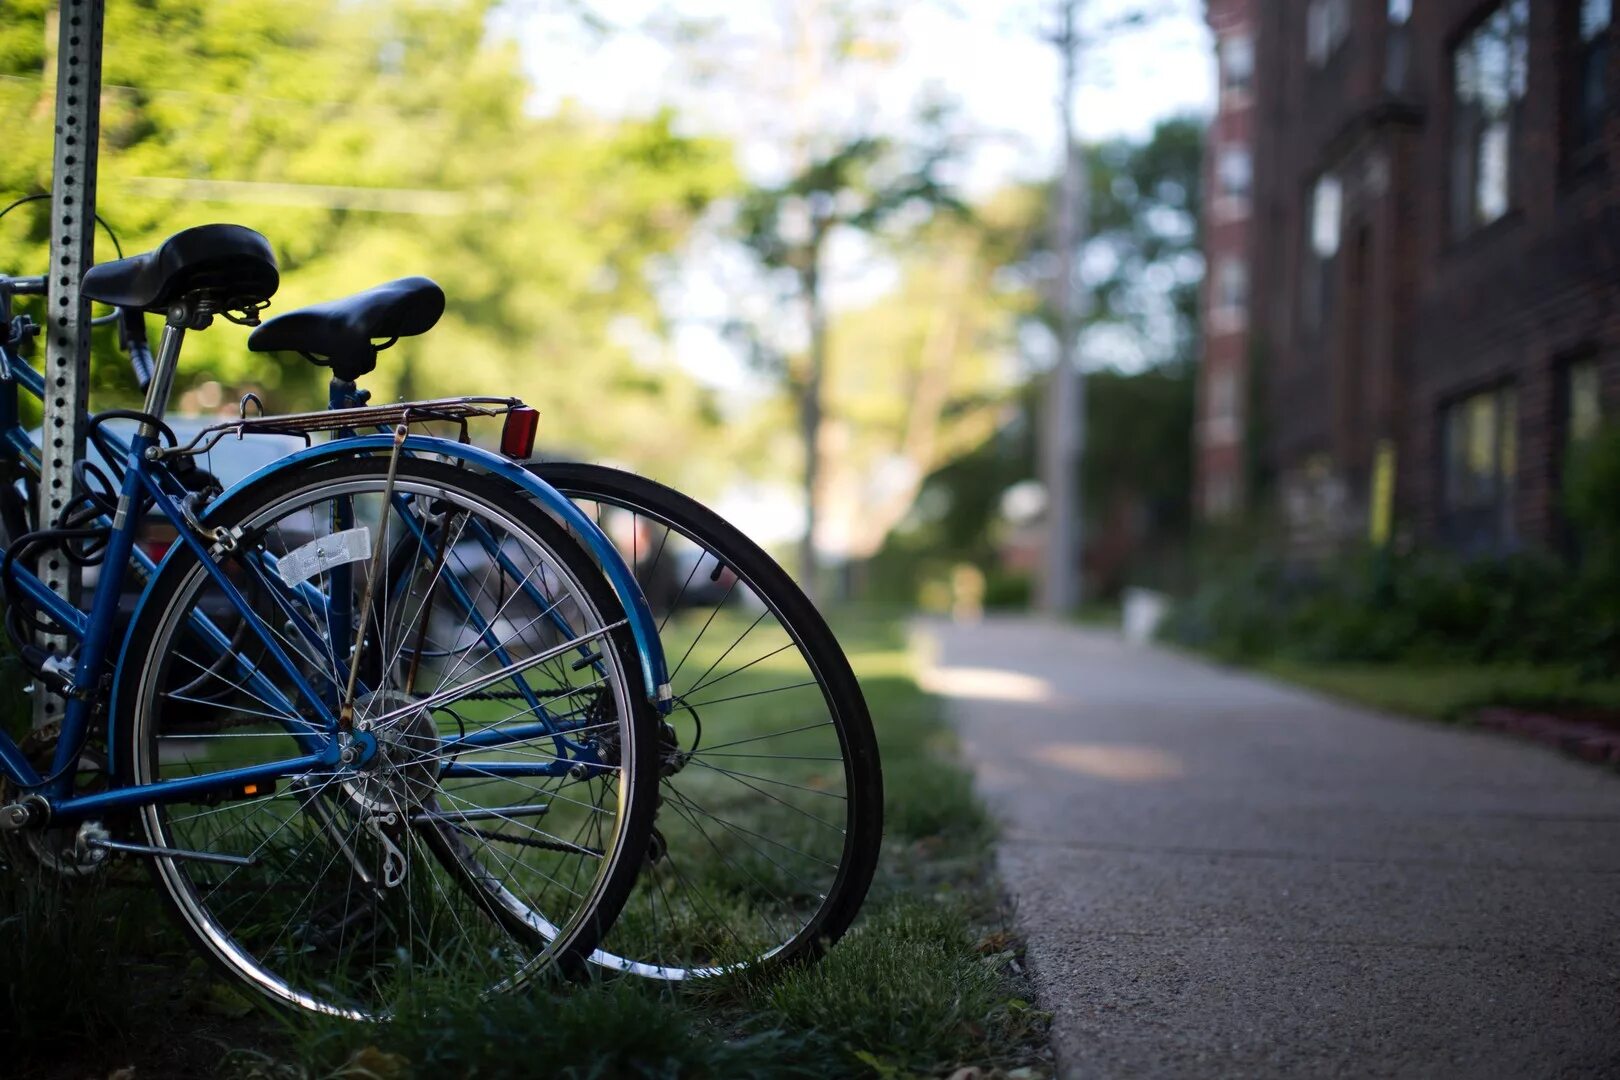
xmin=113 ymin=453 xmax=659 ymax=1017
xmin=532 ymin=462 xmax=884 ymax=980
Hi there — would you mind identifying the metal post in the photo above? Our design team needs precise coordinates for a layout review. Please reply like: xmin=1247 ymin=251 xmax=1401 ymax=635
xmin=1039 ymin=0 xmax=1087 ymax=616
xmin=36 ymin=0 xmax=105 ymax=731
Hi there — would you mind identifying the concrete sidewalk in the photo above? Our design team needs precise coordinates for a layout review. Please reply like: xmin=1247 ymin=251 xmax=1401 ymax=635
xmin=918 ymin=617 xmax=1620 ymax=1079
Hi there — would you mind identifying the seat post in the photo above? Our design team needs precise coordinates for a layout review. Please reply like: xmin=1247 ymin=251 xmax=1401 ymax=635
xmin=138 ymin=304 xmax=189 ymax=437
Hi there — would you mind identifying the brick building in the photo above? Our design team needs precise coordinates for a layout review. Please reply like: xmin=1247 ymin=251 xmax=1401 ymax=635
xmin=1196 ymin=0 xmax=1260 ymax=519
xmin=1219 ymin=0 xmax=1619 ymax=554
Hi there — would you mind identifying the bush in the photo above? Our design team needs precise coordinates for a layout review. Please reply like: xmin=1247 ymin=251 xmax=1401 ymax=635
xmin=1565 ymin=424 xmax=1620 ymax=558
xmin=1162 ymin=545 xmax=1619 ymax=675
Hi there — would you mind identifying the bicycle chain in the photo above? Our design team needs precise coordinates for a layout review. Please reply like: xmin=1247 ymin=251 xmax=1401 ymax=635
xmin=444 ymin=822 xmax=603 ymax=858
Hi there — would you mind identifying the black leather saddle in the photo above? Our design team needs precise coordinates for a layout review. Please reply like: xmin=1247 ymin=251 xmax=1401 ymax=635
xmin=81 ymin=224 xmax=278 ymax=313
xmin=247 ymin=277 xmax=445 ymax=381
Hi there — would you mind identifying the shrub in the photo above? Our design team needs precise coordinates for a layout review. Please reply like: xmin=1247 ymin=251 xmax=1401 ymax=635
xmin=1161 ymin=545 xmax=1617 ymax=675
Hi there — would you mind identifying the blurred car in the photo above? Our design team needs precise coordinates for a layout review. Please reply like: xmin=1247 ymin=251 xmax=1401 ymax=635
xmin=37 ymin=417 xmax=306 ymax=607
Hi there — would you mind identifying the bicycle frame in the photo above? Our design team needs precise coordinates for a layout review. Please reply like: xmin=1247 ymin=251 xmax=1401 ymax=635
xmin=0 ymin=306 xmax=671 ymax=830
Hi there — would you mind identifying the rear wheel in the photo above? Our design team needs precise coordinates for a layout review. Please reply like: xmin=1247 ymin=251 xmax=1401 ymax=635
xmin=531 ymin=463 xmax=883 ymax=980
xmin=115 ymin=454 xmax=658 ymax=1017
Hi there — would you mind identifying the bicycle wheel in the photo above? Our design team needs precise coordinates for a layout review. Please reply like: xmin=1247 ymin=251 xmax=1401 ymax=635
xmin=532 ymin=462 xmax=883 ymax=980
xmin=114 ymin=454 xmax=657 ymax=1017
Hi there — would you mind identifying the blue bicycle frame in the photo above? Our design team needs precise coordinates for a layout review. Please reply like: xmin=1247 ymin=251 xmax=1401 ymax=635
xmin=0 ymin=305 xmax=670 ymax=830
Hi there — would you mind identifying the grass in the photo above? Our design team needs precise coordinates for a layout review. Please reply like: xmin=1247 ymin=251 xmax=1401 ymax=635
xmin=1256 ymin=657 xmax=1620 ymax=723
xmin=1 ymin=610 xmax=1047 ymax=1079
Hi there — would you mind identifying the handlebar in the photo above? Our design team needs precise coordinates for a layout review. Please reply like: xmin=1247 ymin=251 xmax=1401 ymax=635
xmin=0 ymin=273 xmax=151 ymax=390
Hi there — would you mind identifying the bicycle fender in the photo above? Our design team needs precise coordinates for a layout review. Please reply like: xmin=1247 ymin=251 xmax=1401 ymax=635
xmin=111 ymin=435 xmax=672 ymax=744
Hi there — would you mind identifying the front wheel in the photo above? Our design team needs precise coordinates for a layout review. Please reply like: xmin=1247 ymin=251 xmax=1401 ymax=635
xmin=115 ymin=453 xmax=658 ymax=1017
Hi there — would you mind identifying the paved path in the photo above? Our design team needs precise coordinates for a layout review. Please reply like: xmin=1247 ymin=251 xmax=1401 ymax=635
xmin=917 ymin=617 xmax=1620 ymax=1079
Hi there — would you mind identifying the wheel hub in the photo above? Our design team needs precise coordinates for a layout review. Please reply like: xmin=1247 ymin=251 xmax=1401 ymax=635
xmin=349 ymin=690 xmax=441 ymax=813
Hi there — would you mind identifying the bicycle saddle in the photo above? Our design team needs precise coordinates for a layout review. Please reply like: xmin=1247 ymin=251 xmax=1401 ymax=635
xmin=246 ymin=276 xmax=445 ymax=381
xmin=81 ymin=223 xmax=279 ymax=313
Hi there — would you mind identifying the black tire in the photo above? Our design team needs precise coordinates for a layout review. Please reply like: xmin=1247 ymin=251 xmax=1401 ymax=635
xmin=114 ymin=454 xmax=659 ymax=1016
xmin=531 ymin=462 xmax=883 ymax=980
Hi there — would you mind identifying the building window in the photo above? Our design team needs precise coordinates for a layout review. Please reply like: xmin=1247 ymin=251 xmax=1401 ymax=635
xmin=1571 ymin=0 xmax=1612 ymax=156
xmin=1221 ymin=34 xmax=1255 ymax=97
xmin=1218 ymin=258 xmax=1248 ymax=311
xmin=1213 ymin=257 xmax=1249 ymax=333
xmin=1451 ymin=1 xmax=1530 ymax=235
xmin=1387 ymin=0 xmax=1415 ymax=93
xmin=1442 ymin=385 xmax=1518 ymax=550
xmin=1302 ymin=174 xmax=1341 ymax=332
xmin=1202 ymin=368 xmax=1241 ymax=447
xmin=1218 ymin=146 xmax=1253 ymax=200
xmin=1567 ymin=356 xmax=1603 ymax=442
xmin=1307 ymin=0 xmax=1352 ymax=67
xmin=1204 ymin=472 xmax=1238 ymax=518
xmin=1311 ymin=175 xmax=1343 ymax=257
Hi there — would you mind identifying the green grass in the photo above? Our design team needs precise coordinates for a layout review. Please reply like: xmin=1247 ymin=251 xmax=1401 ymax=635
xmin=2 ymin=610 xmax=1046 ymax=1078
xmin=1256 ymin=658 xmax=1620 ymax=723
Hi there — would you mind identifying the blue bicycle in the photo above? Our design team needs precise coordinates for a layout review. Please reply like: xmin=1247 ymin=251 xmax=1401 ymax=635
xmin=0 ymin=220 xmax=886 ymax=1017
xmin=0 ymin=223 xmax=673 ymax=1016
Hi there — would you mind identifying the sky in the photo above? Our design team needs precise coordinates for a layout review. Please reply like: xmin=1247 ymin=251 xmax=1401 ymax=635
xmin=515 ymin=1 xmax=1215 ymax=193
xmin=508 ymin=2 xmax=1215 ymax=541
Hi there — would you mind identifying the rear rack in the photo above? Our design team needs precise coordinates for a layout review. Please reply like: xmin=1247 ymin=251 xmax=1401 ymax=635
xmin=151 ymin=395 xmax=525 ymax=460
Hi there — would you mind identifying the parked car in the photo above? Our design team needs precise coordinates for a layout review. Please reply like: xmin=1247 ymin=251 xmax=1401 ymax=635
xmin=38 ymin=417 xmax=306 ymax=607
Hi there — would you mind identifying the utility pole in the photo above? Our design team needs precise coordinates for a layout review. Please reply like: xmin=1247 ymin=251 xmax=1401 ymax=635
xmin=790 ymin=0 xmax=825 ymax=605
xmin=1039 ymin=0 xmax=1087 ymax=616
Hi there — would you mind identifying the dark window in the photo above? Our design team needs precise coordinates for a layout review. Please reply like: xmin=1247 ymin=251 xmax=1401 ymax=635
xmin=1570 ymin=0 xmax=1612 ymax=156
xmin=1441 ymin=385 xmax=1518 ymax=551
xmin=1451 ymin=1 xmax=1530 ymax=235
xmin=1387 ymin=0 xmax=1414 ymax=93
xmin=1567 ymin=355 xmax=1603 ymax=443
xmin=1307 ymin=0 xmax=1351 ymax=66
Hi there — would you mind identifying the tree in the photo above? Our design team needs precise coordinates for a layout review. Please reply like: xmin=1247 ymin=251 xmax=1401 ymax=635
xmin=814 ymin=188 xmax=1036 ymax=570
xmin=0 ymin=0 xmax=738 ymax=484
xmin=734 ymin=124 xmax=959 ymax=596
xmin=871 ymin=116 xmax=1206 ymax=602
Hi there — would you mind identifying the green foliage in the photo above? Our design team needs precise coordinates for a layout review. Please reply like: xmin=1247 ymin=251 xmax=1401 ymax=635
xmin=267 ymin=980 xmax=809 ymax=1080
xmin=866 ymin=117 xmax=1204 ymax=605
xmin=1081 ymin=115 xmax=1205 ymax=365
xmin=1256 ymin=658 xmax=1620 ymax=723
xmin=1565 ymin=424 xmax=1620 ymax=559
xmin=1164 ymin=547 xmax=1620 ymax=676
xmin=0 ymin=1 xmax=738 ymax=483
xmin=873 ymin=360 xmax=1195 ymax=603
xmin=0 ymin=872 xmax=179 ymax=1056
xmin=758 ymin=899 xmax=1011 ymax=1076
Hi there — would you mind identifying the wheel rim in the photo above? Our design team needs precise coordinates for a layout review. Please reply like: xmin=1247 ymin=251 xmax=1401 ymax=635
xmin=131 ymin=468 xmax=641 ymax=1016
xmin=555 ymin=486 xmax=863 ymax=980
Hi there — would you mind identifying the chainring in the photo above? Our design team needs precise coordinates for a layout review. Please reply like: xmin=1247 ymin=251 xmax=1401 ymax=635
xmin=0 ymin=721 xmax=113 ymax=878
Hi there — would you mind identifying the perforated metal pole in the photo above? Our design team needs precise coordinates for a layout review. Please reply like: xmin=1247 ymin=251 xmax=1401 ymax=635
xmin=35 ymin=0 xmax=105 ymax=731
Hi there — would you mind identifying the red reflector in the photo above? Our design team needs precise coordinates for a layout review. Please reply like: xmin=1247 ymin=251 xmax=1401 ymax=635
xmin=501 ymin=406 xmax=539 ymax=459
xmin=140 ymin=539 xmax=174 ymax=562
